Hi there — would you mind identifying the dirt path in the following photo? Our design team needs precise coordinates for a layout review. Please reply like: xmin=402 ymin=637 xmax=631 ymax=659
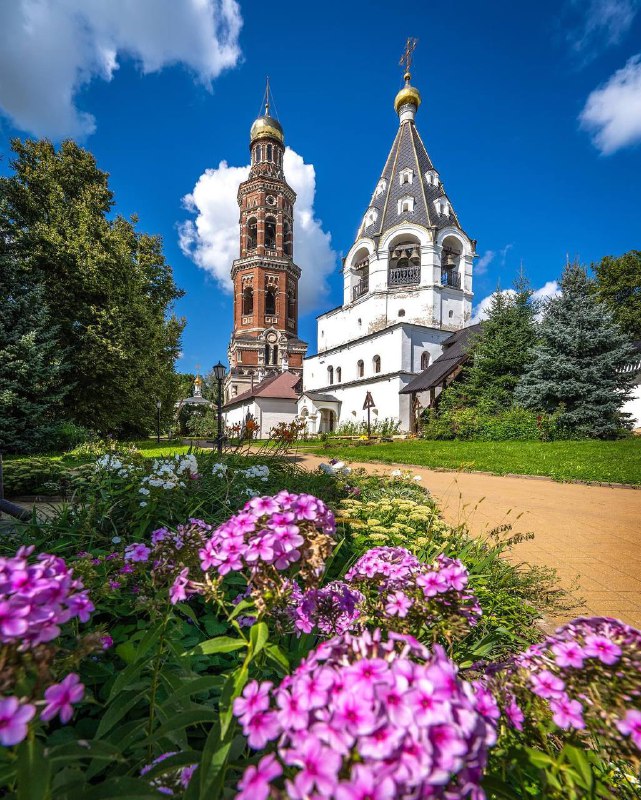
xmin=292 ymin=453 xmax=641 ymax=628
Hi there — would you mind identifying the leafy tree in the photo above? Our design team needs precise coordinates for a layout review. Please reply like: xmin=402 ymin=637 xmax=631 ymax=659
xmin=0 ymin=138 xmax=185 ymax=436
xmin=515 ymin=263 xmax=636 ymax=438
xmin=441 ymin=275 xmax=538 ymax=413
xmin=593 ymin=250 xmax=641 ymax=339
xmin=0 ymin=202 xmax=69 ymax=452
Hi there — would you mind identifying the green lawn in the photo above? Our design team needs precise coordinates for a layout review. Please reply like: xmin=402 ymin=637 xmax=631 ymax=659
xmin=304 ymin=438 xmax=641 ymax=485
xmin=3 ymin=439 xmax=192 ymax=464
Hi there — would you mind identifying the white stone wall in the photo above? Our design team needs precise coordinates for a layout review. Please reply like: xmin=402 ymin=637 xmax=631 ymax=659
xmin=303 ymin=323 xmax=451 ymax=431
xmin=622 ymin=377 xmax=641 ymax=430
xmin=254 ymin=397 xmax=299 ymax=438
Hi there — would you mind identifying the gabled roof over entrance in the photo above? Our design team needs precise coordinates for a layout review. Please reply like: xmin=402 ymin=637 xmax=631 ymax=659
xmin=224 ymin=371 xmax=301 ymax=409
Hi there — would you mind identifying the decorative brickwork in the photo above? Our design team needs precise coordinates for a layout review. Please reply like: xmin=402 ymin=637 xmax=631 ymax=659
xmin=225 ymin=109 xmax=308 ymax=401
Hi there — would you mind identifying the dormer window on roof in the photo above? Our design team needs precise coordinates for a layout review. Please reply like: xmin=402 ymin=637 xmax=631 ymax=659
xmin=375 ymin=179 xmax=387 ymax=197
xmin=364 ymin=207 xmax=378 ymax=227
xmin=434 ymin=198 xmax=450 ymax=217
xmin=425 ymin=169 xmax=439 ymax=186
xmin=398 ymin=195 xmax=415 ymax=214
xmin=399 ymin=167 xmax=414 ymax=185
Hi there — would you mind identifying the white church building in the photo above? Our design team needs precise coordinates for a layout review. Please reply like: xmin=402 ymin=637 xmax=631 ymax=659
xmin=298 ymin=67 xmax=476 ymax=434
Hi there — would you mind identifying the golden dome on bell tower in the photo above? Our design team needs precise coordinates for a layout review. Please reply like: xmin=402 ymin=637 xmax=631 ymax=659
xmin=394 ymin=73 xmax=422 ymax=115
xmin=250 ymin=77 xmax=284 ymax=145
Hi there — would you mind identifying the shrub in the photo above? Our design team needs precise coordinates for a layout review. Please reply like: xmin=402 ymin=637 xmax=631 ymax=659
xmin=45 ymin=420 xmax=95 ymax=451
xmin=423 ymin=406 xmax=564 ymax=441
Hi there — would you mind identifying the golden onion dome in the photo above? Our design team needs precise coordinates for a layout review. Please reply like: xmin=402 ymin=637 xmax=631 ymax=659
xmin=250 ymin=114 xmax=284 ymax=144
xmin=394 ymin=72 xmax=421 ymax=114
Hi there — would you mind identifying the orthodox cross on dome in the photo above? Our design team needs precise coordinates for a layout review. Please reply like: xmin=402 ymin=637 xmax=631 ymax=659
xmin=260 ymin=76 xmax=278 ymax=119
xmin=399 ymin=37 xmax=418 ymax=81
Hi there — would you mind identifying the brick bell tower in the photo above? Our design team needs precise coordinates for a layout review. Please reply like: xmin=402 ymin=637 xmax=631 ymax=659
xmin=225 ymin=85 xmax=308 ymax=401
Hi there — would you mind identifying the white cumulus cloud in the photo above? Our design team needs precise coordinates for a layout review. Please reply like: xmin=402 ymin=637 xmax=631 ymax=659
xmin=579 ymin=55 xmax=641 ymax=154
xmin=470 ymin=280 xmax=561 ymax=324
xmin=0 ymin=0 xmax=242 ymax=138
xmin=178 ymin=147 xmax=338 ymax=314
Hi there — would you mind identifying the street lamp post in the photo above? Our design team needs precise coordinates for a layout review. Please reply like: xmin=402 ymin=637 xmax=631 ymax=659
xmin=213 ymin=361 xmax=227 ymax=454
xmin=156 ymin=400 xmax=162 ymax=444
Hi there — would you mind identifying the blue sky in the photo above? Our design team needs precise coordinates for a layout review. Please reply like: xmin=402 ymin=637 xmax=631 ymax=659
xmin=1 ymin=0 xmax=640 ymax=374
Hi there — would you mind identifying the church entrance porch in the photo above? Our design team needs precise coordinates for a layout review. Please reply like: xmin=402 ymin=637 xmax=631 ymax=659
xmin=319 ymin=408 xmax=336 ymax=433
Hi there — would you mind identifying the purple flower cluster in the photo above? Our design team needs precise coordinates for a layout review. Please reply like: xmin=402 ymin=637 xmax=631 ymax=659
xmin=292 ymin=580 xmax=363 ymax=636
xmin=343 ymin=547 xmax=481 ymax=639
xmin=489 ymin=617 xmax=641 ymax=755
xmin=233 ymin=629 xmax=497 ymax=800
xmin=0 ymin=545 xmax=94 ymax=650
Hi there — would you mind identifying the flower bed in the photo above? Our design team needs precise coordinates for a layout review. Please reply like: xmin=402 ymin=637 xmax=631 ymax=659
xmin=0 ymin=451 xmax=638 ymax=799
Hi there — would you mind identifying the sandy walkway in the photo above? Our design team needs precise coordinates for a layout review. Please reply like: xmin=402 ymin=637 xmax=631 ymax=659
xmin=292 ymin=453 xmax=641 ymax=628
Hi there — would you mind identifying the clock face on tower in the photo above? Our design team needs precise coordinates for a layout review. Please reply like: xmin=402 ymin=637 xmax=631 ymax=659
xmin=266 ymin=195 xmax=276 ymax=206
xmin=266 ymin=331 xmax=278 ymax=343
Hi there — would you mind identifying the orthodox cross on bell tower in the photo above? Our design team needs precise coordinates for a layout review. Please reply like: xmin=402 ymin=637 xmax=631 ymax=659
xmin=399 ymin=37 xmax=418 ymax=82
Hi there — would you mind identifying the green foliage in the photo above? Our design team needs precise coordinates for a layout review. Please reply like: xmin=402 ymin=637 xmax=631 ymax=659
xmin=444 ymin=276 xmax=538 ymax=414
xmin=423 ymin=406 xmax=563 ymax=441
xmin=593 ymin=249 xmax=641 ymax=339
xmin=0 ymin=138 xmax=185 ymax=438
xmin=0 ymin=200 xmax=70 ymax=453
xmin=333 ymin=417 xmax=401 ymax=436
xmin=516 ymin=263 xmax=637 ymax=438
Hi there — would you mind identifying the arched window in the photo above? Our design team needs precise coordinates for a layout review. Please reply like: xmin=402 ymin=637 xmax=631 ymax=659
xmin=242 ymin=286 xmax=253 ymax=315
xmin=336 ymin=367 xmax=342 ymax=383
xmin=283 ymin=222 xmax=292 ymax=256
xmin=272 ymin=345 xmax=278 ymax=364
xmin=264 ymin=344 xmax=278 ymax=365
xmin=421 ymin=351 xmax=430 ymax=370
xmin=265 ymin=217 xmax=276 ymax=249
xmin=247 ymin=217 xmax=257 ymax=251
xmin=287 ymin=289 xmax=295 ymax=319
xmin=265 ymin=286 xmax=276 ymax=315
xmin=267 ymin=143 xmax=273 ymax=162
xmin=357 ymin=359 xmax=364 ymax=378
xmin=373 ymin=355 xmax=381 ymax=374
xmin=388 ymin=236 xmax=421 ymax=287
xmin=327 ymin=366 xmax=334 ymax=385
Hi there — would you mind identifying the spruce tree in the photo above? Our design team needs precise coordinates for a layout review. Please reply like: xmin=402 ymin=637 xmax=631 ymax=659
xmin=593 ymin=250 xmax=641 ymax=339
xmin=0 ymin=205 xmax=69 ymax=452
xmin=441 ymin=276 xmax=538 ymax=413
xmin=515 ymin=263 xmax=636 ymax=438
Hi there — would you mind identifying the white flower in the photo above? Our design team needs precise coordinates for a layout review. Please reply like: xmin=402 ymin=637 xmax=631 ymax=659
xmin=112 ymin=536 xmax=122 ymax=544
xmin=413 ymin=475 xmax=422 ymax=481
xmin=319 ymin=463 xmax=333 ymax=474
xmin=244 ymin=488 xmax=259 ymax=497
xmin=140 ymin=501 xmax=148 ymax=507
xmin=390 ymin=469 xmax=402 ymax=477
xmin=139 ymin=487 xmax=150 ymax=496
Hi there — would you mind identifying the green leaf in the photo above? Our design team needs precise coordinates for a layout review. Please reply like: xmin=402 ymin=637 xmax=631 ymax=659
xmin=228 ymin=599 xmax=254 ymax=621
xmin=145 ymin=707 xmax=219 ymax=742
xmin=185 ymin=636 xmax=247 ymax=657
xmin=46 ymin=739 xmax=123 ymax=765
xmin=264 ymin=643 xmax=289 ymax=672
xmin=96 ymin=691 xmax=145 ymax=738
xmin=562 ymin=745 xmax=594 ymax=791
xmin=159 ymin=674 xmax=224 ymax=705
xmin=249 ymin=621 xmax=269 ymax=657
xmin=17 ymin=736 xmax=51 ymax=800
xmin=525 ymin=747 xmax=555 ymax=769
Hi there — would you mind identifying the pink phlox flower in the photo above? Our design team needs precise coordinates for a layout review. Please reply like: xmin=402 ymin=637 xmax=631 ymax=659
xmin=344 ymin=658 xmax=389 ymax=694
xmin=385 ymin=590 xmax=413 ymax=618
xmin=40 ymin=673 xmax=84 ymax=724
xmin=151 ymin=528 xmax=169 ymax=545
xmin=248 ymin=496 xmax=280 ymax=516
xmin=233 ymin=680 xmax=272 ymax=724
xmin=0 ymin=697 xmax=36 ymax=746
xmin=549 ymin=693 xmax=585 ymax=730
xmin=357 ymin=722 xmax=404 ymax=759
xmin=169 ymin=568 xmax=190 ymax=604
xmin=298 ymin=667 xmax=334 ymax=710
xmin=0 ymin=601 xmax=29 ymax=638
xmin=277 ymin=689 xmax=309 ymax=730
xmin=67 ymin=592 xmax=94 ymax=622
xmin=245 ymin=710 xmax=281 ymax=749
xmin=124 ymin=543 xmax=151 ymax=563
xmin=529 ymin=670 xmax=565 ymax=699
xmin=505 ymin=697 xmax=524 ymax=731
xmin=377 ymin=682 xmax=413 ymax=727
xmin=430 ymin=723 xmax=468 ymax=770
xmin=416 ymin=570 xmax=448 ymax=597
xmin=474 ymin=685 xmax=500 ymax=720
xmin=551 ymin=640 xmax=585 ymax=668
xmin=236 ymin=753 xmax=282 ymax=800
xmin=336 ymin=763 xmax=396 ymax=800
xmin=583 ymin=634 xmax=622 ymax=665
xmin=284 ymin=736 xmax=342 ymax=797
xmin=333 ymin=691 xmax=378 ymax=736
xmin=616 ymin=708 xmax=641 ymax=750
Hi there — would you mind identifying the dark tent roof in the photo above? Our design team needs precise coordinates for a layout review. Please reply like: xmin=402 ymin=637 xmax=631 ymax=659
xmin=400 ymin=324 xmax=482 ymax=394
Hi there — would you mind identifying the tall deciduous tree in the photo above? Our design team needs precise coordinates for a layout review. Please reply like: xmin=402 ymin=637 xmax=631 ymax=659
xmin=0 ymin=139 xmax=185 ymax=435
xmin=593 ymin=250 xmax=641 ymax=340
xmin=0 ymin=201 xmax=69 ymax=452
xmin=516 ymin=263 xmax=636 ymax=438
